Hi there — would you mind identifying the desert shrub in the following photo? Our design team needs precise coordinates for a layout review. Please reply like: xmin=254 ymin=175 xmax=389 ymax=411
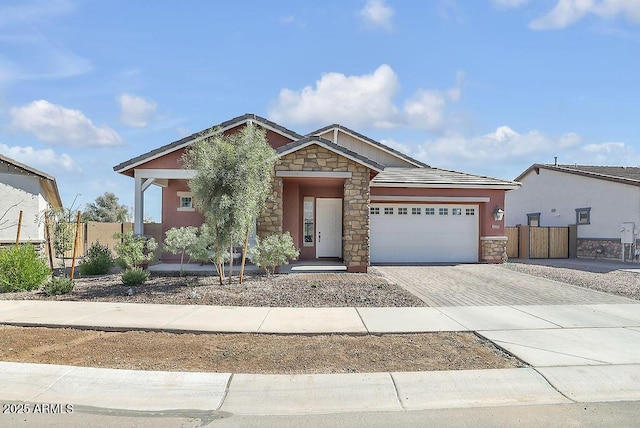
xmin=114 ymin=232 xmax=157 ymax=269
xmin=163 ymin=226 xmax=198 ymax=275
xmin=248 ymin=232 xmax=299 ymax=275
xmin=0 ymin=244 xmax=51 ymax=292
xmin=79 ymin=242 xmax=114 ymax=275
xmin=43 ymin=276 xmax=74 ymax=296
xmin=121 ymin=267 xmax=150 ymax=286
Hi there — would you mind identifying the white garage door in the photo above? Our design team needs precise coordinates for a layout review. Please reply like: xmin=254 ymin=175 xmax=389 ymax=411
xmin=370 ymin=204 xmax=479 ymax=263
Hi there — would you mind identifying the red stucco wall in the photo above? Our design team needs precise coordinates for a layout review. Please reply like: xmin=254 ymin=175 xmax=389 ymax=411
xmin=161 ymin=179 xmax=205 ymax=261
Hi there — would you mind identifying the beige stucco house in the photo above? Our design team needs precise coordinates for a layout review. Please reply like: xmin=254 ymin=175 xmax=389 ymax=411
xmin=0 ymin=154 xmax=62 ymax=245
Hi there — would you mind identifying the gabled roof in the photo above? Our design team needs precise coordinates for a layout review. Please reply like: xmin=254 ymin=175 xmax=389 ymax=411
xmin=113 ymin=113 xmax=304 ymax=173
xmin=516 ymin=164 xmax=640 ymax=187
xmin=372 ymin=167 xmax=521 ymax=189
xmin=0 ymin=154 xmax=63 ymax=208
xmin=276 ymin=136 xmax=385 ymax=172
xmin=307 ymin=124 xmax=429 ymax=168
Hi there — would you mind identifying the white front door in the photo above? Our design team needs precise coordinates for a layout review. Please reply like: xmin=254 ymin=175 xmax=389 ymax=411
xmin=316 ymin=198 xmax=342 ymax=258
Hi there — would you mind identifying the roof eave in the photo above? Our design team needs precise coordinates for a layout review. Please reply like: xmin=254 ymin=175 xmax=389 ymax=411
xmin=370 ymin=182 xmax=521 ymax=190
xmin=114 ymin=113 xmax=303 ymax=174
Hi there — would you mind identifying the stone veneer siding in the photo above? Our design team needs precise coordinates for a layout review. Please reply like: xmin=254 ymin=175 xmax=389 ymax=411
xmin=257 ymin=145 xmax=370 ymax=272
xmin=481 ymin=237 xmax=508 ymax=263
xmin=577 ymin=238 xmax=636 ymax=261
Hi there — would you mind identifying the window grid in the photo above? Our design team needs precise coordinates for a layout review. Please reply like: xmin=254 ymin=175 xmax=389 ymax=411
xmin=452 ymin=208 xmax=462 ymax=216
xmin=370 ymin=207 xmax=380 ymax=215
xmin=180 ymin=197 xmax=193 ymax=209
xmin=398 ymin=207 xmax=408 ymax=215
xmin=384 ymin=207 xmax=394 ymax=215
xmin=425 ymin=208 xmax=435 ymax=215
xmin=465 ymin=208 xmax=475 ymax=216
xmin=411 ymin=207 xmax=421 ymax=215
xmin=439 ymin=208 xmax=448 ymax=216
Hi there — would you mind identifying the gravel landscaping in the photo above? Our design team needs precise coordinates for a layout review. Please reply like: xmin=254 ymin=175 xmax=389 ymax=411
xmin=501 ymin=259 xmax=640 ymax=301
xmin=0 ymin=271 xmax=427 ymax=307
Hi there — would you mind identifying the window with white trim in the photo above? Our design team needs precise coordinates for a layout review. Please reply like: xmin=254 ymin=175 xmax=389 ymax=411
xmin=439 ymin=208 xmax=448 ymax=216
xmin=384 ymin=207 xmax=394 ymax=215
xmin=177 ymin=192 xmax=195 ymax=212
xmin=411 ymin=207 xmax=421 ymax=215
xmin=452 ymin=208 xmax=462 ymax=216
xmin=465 ymin=208 xmax=475 ymax=216
xmin=425 ymin=207 xmax=435 ymax=215
xmin=370 ymin=207 xmax=380 ymax=215
xmin=398 ymin=207 xmax=408 ymax=215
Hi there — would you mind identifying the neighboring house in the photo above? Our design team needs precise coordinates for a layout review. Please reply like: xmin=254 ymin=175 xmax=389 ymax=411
xmin=114 ymin=114 xmax=519 ymax=271
xmin=506 ymin=163 xmax=640 ymax=260
xmin=0 ymin=154 xmax=63 ymax=245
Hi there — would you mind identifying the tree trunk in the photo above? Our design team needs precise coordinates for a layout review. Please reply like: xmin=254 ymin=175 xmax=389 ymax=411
xmin=228 ymin=239 xmax=233 ymax=284
xmin=215 ymin=226 xmax=224 ymax=286
xmin=239 ymin=228 xmax=249 ymax=284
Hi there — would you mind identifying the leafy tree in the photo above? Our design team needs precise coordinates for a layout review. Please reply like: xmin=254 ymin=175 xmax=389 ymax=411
xmin=82 ymin=192 xmax=130 ymax=223
xmin=163 ymin=226 xmax=198 ymax=275
xmin=182 ymin=123 xmax=277 ymax=284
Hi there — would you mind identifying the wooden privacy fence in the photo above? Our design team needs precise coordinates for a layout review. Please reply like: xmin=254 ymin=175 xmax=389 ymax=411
xmin=61 ymin=222 xmax=162 ymax=258
xmin=506 ymin=225 xmax=573 ymax=259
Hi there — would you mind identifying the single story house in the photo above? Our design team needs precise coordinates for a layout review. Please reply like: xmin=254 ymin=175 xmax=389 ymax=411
xmin=506 ymin=163 xmax=640 ymax=260
xmin=0 ymin=154 xmax=63 ymax=245
xmin=114 ymin=114 xmax=519 ymax=271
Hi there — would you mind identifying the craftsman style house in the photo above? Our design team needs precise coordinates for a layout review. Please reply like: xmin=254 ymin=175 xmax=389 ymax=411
xmin=114 ymin=114 xmax=519 ymax=271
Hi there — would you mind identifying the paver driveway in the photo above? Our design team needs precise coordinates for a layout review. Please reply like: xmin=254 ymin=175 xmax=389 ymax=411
xmin=372 ymin=264 xmax=637 ymax=306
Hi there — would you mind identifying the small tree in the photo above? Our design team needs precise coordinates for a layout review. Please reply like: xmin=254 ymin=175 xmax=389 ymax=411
xmin=114 ymin=232 xmax=157 ymax=269
xmin=163 ymin=226 xmax=198 ymax=275
xmin=82 ymin=192 xmax=130 ymax=222
xmin=182 ymin=123 xmax=277 ymax=285
xmin=40 ymin=206 xmax=77 ymax=273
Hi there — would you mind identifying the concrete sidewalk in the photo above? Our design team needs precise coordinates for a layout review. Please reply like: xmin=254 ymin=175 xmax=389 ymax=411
xmin=1 ymin=300 xmax=640 ymax=415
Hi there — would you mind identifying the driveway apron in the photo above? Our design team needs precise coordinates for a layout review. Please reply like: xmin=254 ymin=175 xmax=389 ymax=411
xmin=372 ymin=264 xmax=637 ymax=306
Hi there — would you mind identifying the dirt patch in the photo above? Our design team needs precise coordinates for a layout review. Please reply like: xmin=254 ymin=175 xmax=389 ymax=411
xmin=0 ymin=326 xmax=523 ymax=373
xmin=0 ymin=272 xmax=425 ymax=307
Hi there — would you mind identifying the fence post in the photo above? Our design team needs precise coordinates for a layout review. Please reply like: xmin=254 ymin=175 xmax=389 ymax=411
xmin=518 ymin=225 xmax=530 ymax=259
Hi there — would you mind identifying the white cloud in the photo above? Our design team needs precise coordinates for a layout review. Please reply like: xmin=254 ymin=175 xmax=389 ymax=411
xmin=415 ymin=126 xmax=583 ymax=169
xmin=278 ymin=15 xmax=306 ymax=28
xmin=9 ymin=100 xmax=122 ymax=147
xmin=270 ymin=64 xmax=400 ymax=128
xmin=117 ymin=93 xmax=157 ymax=128
xmin=530 ymin=0 xmax=640 ymax=30
xmin=491 ymin=0 xmax=529 ymax=8
xmin=269 ymin=64 xmax=462 ymax=130
xmin=0 ymin=143 xmax=79 ymax=172
xmin=359 ymin=0 xmax=395 ymax=31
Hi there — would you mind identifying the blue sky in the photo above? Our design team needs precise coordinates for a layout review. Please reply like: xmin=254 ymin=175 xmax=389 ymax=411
xmin=1 ymin=0 xmax=639 ymax=220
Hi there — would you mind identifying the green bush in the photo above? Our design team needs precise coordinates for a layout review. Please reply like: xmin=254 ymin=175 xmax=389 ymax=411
xmin=114 ymin=232 xmax=157 ymax=269
xmin=43 ymin=276 xmax=74 ymax=296
xmin=79 ymin=242 xmax=114 ymax=275
xmin=248 ymin=232 xmax=299 ymax=275
xmin=121 ymin=267 xmax=150 ymax=286
xmin=0 ymin=244 xmax=51 ymax=292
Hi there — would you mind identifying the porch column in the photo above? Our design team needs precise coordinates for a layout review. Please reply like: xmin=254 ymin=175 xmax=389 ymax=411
xmin=133 ymin=170 xmax=154 ymax=235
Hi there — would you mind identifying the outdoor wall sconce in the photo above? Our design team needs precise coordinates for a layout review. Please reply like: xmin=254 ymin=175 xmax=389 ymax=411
xmin=493 ymin=206 xmax=504 ymax=221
